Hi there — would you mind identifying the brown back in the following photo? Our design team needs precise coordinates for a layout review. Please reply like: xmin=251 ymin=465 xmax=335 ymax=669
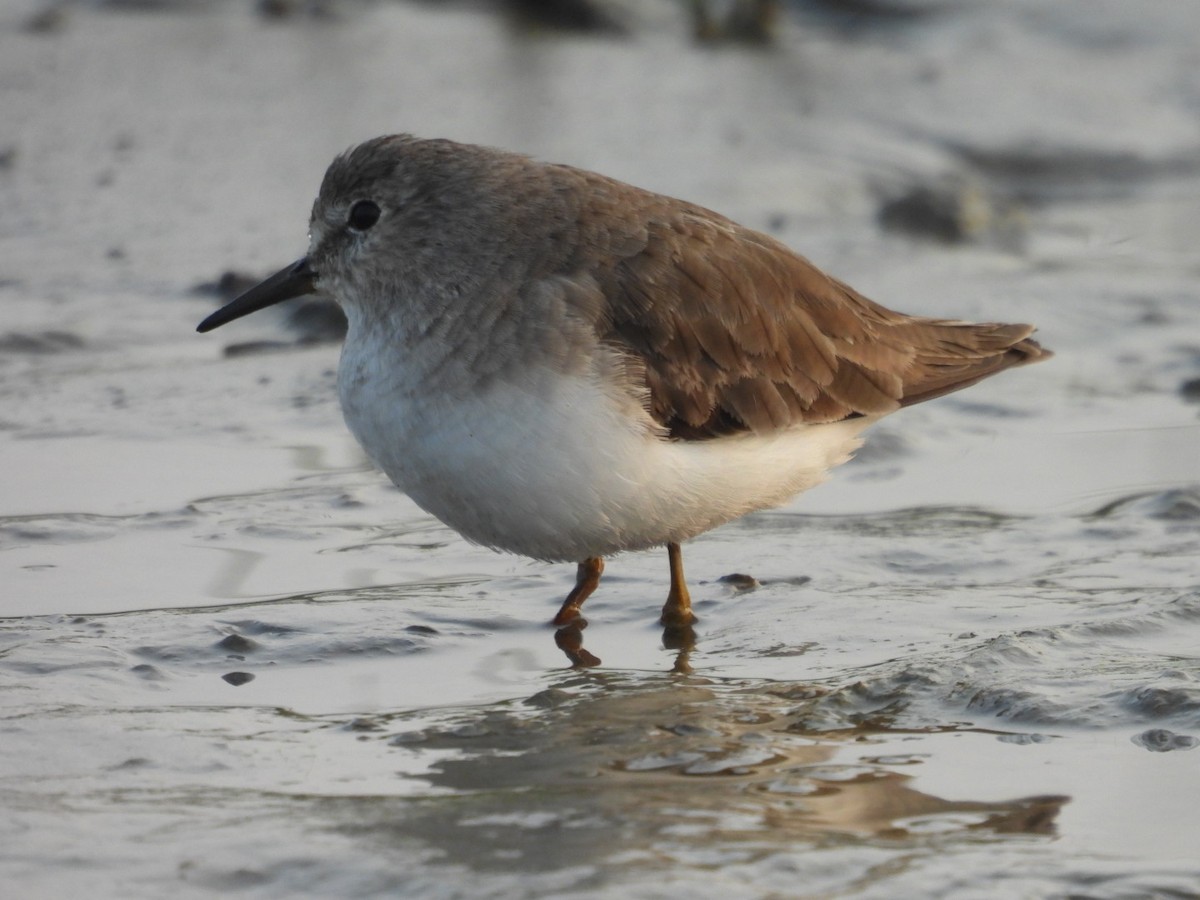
xmin=564 ymin=175 xmax=1049 ymax=439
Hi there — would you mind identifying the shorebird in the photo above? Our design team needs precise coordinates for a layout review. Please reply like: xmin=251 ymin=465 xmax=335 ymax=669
xmin=198 ymin=135 xmax=1049 ymax=637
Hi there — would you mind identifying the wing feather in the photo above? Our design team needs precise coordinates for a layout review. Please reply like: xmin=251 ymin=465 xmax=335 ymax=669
xmin=552 ymin=167 xmax=1049 ymax=439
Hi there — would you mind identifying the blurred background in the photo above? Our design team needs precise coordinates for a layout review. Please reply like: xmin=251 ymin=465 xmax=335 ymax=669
xmin=2 ymin=1 xmax=1200 ymax=897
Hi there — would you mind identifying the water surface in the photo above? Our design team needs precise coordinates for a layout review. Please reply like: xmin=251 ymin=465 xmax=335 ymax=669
xmin=2 ymin=1 xmax=1199 ymax=896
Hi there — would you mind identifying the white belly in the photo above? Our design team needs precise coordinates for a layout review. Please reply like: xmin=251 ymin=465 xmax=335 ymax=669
xmin=339 ymin=337 xmax=872 ymax=563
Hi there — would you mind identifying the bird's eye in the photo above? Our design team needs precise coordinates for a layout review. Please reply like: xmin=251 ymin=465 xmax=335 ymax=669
xmin=347 ymin=199 xmax=381 ymax=232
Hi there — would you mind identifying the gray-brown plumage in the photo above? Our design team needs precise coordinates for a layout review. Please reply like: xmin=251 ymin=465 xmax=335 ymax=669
xmin=484 ymin=153 xmax=1050 ymax=441
xmin=198 ymin=135 xmax=1051 ymax=649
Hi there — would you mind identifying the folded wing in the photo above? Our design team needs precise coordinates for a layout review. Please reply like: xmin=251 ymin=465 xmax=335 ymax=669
xmin=589 ymin=205 xmax=1048 ymax=439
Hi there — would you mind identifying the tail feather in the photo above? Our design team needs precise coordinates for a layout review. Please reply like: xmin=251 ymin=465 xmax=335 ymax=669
xmin=898 ymin=324 xmax=1051 ymax=408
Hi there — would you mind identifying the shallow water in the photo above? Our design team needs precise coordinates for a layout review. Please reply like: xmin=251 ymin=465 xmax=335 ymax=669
xmin=3 ymin=1 xmax=1200 ymax=896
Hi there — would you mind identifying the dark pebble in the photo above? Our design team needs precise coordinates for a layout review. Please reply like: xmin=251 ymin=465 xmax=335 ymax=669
xmin=524 ymin=688 xmax=574 ymax=708
xmin=130 ymin=663 xmax=166 ymax=681
xmin=1131 ymin=729 xmax=1199 ymax=752
xmin=718 ymin=572 xmax=760 ymax=590
xmin=25 ymin=7 xmax=68 ymax=33
xmin=287 ymin=297 xmax=347 ymax=342
xmin=215 ymin=634 xmax=260 ymax=654
xmin=191 ymin=270 xmax=262 ymax=301
xmin=878 ymin=184 xmax=972 ymax=243
xmin=1179 ymin=377 xmax=1200 ymax=403
xmin=506 ymin=0 xmax=627 ymax=34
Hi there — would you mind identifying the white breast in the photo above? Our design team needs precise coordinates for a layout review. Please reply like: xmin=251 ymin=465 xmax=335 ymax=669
xmin=337 ymin=318 xmax=874 ymax=562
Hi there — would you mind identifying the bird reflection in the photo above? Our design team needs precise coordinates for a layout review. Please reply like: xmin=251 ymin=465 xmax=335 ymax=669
xmin=371 ymin=672 xmax=1072 ymax=873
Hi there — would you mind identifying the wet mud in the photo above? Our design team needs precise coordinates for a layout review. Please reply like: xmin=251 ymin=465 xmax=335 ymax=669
xmin=2 ymin=0 xmax=1200 ymax=896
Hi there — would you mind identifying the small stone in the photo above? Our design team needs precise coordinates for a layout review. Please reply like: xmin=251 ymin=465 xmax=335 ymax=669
xmin=524 ymin=688 xmax=574 ymax=708
xmin=1132 ymin=729 xmax=1198 ymax=752
xmin=191 ymin=270 xmax=262 ymax=301
xmin=1179 ymin=377 xmax=1200 ymax=403
xmin=718 ymin=572 xmax=760 ymax=590
xmin=130 ymin=663 xmax=165 ymax=681
xmin=215 ymin=634 xmax=260 ymax=654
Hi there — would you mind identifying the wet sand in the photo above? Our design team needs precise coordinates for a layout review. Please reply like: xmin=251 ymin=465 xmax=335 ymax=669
xmin=2 ymin=1 xmax=1199 ymax=896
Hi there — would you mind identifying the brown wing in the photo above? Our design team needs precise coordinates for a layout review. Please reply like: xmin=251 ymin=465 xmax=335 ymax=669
xmin=585 ymin=201 xmax=1049 ymax=440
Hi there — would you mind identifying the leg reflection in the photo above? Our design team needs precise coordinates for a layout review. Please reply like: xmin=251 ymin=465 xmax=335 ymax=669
xmin=552 ymin=620 xmax=697 ymax=672
xmin=554 ymin=619 xmax=602 ymax=668
xmin=662 ymin=621 xmax=697 ymax=674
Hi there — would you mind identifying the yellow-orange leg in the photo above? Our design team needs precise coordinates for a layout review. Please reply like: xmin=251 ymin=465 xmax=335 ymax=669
xmin=660 ymin=541 xmax=697 ymax=628
xmin=553 ymin=556 xmax=604 ymax=626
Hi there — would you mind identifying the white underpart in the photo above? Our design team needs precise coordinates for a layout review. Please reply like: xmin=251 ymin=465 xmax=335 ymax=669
xmin=338 ymin=311 xmax=876 ymax=564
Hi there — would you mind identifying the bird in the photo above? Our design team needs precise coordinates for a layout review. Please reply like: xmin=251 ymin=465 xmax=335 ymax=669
xmin=198 ymin=134 xmax=1050 ymax=637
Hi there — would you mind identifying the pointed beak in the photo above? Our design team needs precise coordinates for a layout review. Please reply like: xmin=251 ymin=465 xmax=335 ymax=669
xmin=196 ymin=257 xmax=317 ymax=333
